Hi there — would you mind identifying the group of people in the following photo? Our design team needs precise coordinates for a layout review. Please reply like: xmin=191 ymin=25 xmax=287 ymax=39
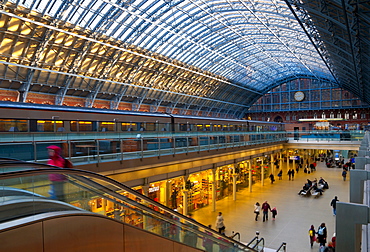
xmin=309 ymin=223 xmax=336 ymax=251
xmin=303 ymin=161 xmax=317 ymax=174
xmin=298 ymin=177 xmax=329 ymax=196
xmin=254 ymin=201 xmax=277 ymax=222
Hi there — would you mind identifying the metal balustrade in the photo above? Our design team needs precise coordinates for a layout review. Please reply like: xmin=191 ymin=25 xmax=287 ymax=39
xmin=0 ymin=131 xmax=288 ymax=165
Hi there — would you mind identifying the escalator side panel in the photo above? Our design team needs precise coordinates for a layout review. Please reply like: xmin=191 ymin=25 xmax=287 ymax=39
xmin=0 ymin=213 xmax=204 ymax=252
xmin=1 ymin=221 xmax=43 ymax=252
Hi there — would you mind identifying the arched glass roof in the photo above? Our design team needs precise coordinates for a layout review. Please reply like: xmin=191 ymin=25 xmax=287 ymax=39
xmin=13 ymin=0 xmax=334 ymax=91
xmin=1 ymin=0 xmax=367 ymax=118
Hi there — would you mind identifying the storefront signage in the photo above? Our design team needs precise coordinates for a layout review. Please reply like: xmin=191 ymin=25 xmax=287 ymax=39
xmin=149 ymin=186 xmax=160 ymax=193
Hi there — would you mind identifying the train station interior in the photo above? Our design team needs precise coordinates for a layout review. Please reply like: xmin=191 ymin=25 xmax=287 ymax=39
xmin=0 ymin=0 xmax=369 ymax=251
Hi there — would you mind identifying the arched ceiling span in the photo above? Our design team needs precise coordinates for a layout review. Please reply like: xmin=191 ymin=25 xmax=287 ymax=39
xmin=0 ymin=0 xmax=367 ymax=118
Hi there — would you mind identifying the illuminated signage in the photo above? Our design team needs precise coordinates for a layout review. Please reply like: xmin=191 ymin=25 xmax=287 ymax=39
xmin=149 ymin=186 xmax=159 ymax=193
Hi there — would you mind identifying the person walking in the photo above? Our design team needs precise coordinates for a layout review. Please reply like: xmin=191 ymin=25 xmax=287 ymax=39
xmin=261 ymin=201 xmax=271 ymax=222
xmin=310 ymin=163 xmax=315 ymax=173
xmin=317 ymin=223 xmax=327 ymax=247
xmin=342 ymin=169 xmax=347 ymax=181
xmin=254 ymin=202 xmax=261 ymax=221
xmin=291 ymin=169 xmax=295 ymax=181
xmin=287 ymin=169 xmax=292 ymax=180
xmin=271 ymin=207 xmax=277 ymax=220
xmin=330 ymin=196 xmax=339 ymax=216
xmin=215 ymin=212 xmax=225 ymax=233
xmin=308 ymin=225 xmax=316 ymax=248
xmin=269 ymin=173 xmax=275 ymax=184
xmin=277 ymin=169 xmax=282 ymax=180
xmin=46 ymin=145 xmax=67 ymax=201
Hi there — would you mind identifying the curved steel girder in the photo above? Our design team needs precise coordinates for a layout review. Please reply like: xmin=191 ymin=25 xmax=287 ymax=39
xmin=61 ymin=0 xmax=329 ymax=92
xmin=85 ymin=50 xmax=124 ymax=107
xmin=289 ymin=0 xmax=368 ymax=104
xmin=1 ymin=0 xmax=349 ymax=115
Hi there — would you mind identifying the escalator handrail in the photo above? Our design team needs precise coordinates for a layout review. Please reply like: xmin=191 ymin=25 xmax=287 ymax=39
xmin=0 ymin=166 xmax=257 ymax=251
xmin=246 ymin=236 xmax=258 ymax=247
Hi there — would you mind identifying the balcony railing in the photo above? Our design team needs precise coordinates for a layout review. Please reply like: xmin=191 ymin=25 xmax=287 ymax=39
xmin=0 ymin=131 xmax=287 ymax=165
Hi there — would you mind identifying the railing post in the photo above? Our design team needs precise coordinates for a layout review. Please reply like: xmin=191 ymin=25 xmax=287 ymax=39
xmin=120 ymin=138 xmax=123 ymax=162
xmin=33 ymin=141 xmax=37 ymax=162
xmin=173 ymin=136 xmax=175 ymax=156
xmin=208 ymin=135 xmax=210 ymax=151
xmin=67 ymin=140 xmax=71 ymax=159
xmin=96 ymin=140 xmax=100 ymax=164
xmin=186 ymin=136 xmax=189 ymax=154
xmin=198 ymin=136 xmax=200 ymax=153
xmin=140 ymin=136 xmax=144 ymax=159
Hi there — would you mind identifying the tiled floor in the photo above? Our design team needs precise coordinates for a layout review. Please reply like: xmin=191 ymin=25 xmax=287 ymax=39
xmin=191 ymin=161 xmax=349 ymax=252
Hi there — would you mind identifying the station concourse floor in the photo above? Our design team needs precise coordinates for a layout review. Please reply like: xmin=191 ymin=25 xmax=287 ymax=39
xmin=191 ymin=161 xmax=349 ymax=252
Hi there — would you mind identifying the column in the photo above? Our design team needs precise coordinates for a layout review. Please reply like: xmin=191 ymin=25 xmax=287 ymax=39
xmin=102 ymin=198 xmax=107 ymax=215
xmin=232 ymin=174 xmax=237 ymax=201
xmin=142 ymin=185 xmax=149 ymax=197
xmin=271 ymin=153 xmax=275 ymax=175
xmin=212 ymin=167 xmax=217 ymax=212
xmin=336 ymin=202 xmax=368 ymax=252
xmin=279 ymin=152 xmax=283 ymax=172
xmin=163 ymin=180 xmax=171 ymax=207
xmin=183 ymin=190 xmax=189 ymax=216
xmin=182 ymin=174 xmax=189 ymax=215
xmin=249 ymin=160 xmax=253 ymax=192
xmin=286 ymin=150 xmax=290 ymax=170
xmin=261 ymin=156 xmax=264 ymax=186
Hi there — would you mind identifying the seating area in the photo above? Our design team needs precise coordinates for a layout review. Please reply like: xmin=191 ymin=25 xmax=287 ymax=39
xmin=298 ymin=177 xmax=329 ymax=197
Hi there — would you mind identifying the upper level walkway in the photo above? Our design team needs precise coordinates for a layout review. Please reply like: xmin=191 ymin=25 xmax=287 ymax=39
xmin=0 ymin=130 xmax=363 ymax=168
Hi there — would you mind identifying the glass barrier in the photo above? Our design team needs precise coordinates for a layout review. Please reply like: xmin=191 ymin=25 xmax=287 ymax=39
xmin=0 ymin=132 xmax=287 ymax=165
xmin=0 ymin=165 xmax=258 ymax=252
xmin=286 ymin=130 xmax=365 ymax=142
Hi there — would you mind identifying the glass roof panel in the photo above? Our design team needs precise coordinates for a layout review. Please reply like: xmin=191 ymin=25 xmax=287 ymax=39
xmin=6 ymin=0 xmax=339 ymax=110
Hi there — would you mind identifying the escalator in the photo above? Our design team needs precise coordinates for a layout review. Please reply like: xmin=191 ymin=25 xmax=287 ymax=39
xmin=0 ymin=160 xmax=260 ymax=252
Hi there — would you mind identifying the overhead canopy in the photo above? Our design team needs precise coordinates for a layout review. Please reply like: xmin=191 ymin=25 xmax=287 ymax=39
xmin=0 ymin=0 xmax=367 ymax=118
xmin=290 ymin=0 xmax=370 ymax=104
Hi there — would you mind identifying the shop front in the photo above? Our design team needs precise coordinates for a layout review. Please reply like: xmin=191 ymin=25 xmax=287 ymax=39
xmin=186 ymin=171 xmax=213 ymax=212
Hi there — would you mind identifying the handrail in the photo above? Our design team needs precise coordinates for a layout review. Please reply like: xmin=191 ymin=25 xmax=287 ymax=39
xmin=230 ymin=231 xmax=241 ymax=242
xmin=253 ymin=237 xmax=264 ymax=251
xmin=246 ymin=236 xmax=258 ymax=247
xmin=276 ymin=242 xmax=287 ymax=251
xmin=0 ymin=164 xmax=258 ymax=251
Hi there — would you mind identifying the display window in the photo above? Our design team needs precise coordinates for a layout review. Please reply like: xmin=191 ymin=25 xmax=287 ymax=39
xmin=235 ymin=162 xmax=249 ymax=189
xmin=216 ymin=165 xmax=233 ymax=199
xmin=169 ymin=177 xmax=183 ymax=211
xmin=186 ymin=172 xmax=212 ymax=211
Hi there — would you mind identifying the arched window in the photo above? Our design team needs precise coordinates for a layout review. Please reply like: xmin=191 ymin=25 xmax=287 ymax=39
xmin=345 ymin=111 xmax=349 ymax=120
xmin=353 ymin=111 xmax=357 ymax=120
